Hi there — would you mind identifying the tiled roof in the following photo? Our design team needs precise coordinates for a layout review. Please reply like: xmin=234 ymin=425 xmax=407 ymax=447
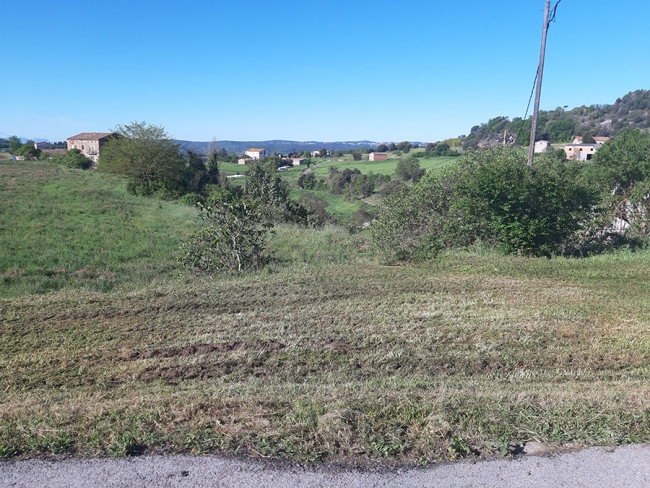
xmin=246 ymin=148 xmax=265 ymax=152
xmin=67 ymin=132 xmax=114 ymax=141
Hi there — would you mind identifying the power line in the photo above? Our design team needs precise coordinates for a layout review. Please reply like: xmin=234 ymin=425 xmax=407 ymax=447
xmin=514 ymin=1 xmax=562 ymax=149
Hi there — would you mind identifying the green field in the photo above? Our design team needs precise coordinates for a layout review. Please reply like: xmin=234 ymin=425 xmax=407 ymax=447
xmin=0 ymin=161 xmax=198 ymax=297
xmin=290 ymin=188 xmax=368 ymax=221
xmin=310 ymin=156 xmax=456 ymax=177
xmin=2 ymin=160 xmax=650 ymax=464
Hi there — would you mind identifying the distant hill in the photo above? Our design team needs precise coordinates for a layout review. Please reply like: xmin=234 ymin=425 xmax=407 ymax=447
xmin=177 ymin=140 xmax=427 ymax=155
xmin=463 ymin=89 xmax=650 ymax=150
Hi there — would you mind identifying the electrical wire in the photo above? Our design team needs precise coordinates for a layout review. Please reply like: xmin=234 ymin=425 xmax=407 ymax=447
xmin=513 ymin=0 xmax=562 ymax=145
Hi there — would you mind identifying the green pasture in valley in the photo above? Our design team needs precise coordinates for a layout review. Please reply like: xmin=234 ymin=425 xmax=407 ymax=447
xmin=310 ymin=156 xmax=457 ymax=177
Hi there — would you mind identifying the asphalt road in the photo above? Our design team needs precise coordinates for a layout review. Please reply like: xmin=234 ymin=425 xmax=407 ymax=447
xmin=1 ymin=445 xmax=649 ymax=487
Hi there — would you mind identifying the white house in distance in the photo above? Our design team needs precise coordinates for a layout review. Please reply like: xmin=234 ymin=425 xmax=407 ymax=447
xmin=369 ymin=152 xmax=388 ymax=161
xmin=534 ymin=140 xmax=551 ymax=153
xmin=244 ymin=148 xmax=267 ymax=160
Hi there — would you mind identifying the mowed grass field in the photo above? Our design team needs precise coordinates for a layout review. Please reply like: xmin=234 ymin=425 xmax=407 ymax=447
xmin=2 ymin=160 xmax=650 ymax=464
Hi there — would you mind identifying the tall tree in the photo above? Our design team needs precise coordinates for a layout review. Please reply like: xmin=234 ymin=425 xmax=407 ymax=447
xmin=8 ymin=136 xmax=21 ymax=155
xmin=98 ymin=121 xmax=186 ymax=195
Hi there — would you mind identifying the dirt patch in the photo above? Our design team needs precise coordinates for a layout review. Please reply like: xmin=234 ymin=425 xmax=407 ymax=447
xmin=131 ymin=340 xmax=285 ymax=360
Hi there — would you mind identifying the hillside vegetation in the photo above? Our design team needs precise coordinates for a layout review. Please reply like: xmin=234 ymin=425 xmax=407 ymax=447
xmin=464 ymin=89 xmax=650 ymax=149
xmin=2 ymin=159 xmax=650 ymax=464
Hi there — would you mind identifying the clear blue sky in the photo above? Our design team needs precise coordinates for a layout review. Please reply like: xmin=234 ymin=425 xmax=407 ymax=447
xmin=2 ymin=0 xmax=648 ymax=143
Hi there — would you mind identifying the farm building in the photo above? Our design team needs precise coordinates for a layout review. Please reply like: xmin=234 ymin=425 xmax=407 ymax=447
xmin=66 ymin=132 xmax=116 ymax=163
xmin=244 ymin=148 xmax=267 ymax=160
xmin=563 ymin=144 xmax=597 ymax=161
xmin=369 ymin=152 xmax=388 ymax=161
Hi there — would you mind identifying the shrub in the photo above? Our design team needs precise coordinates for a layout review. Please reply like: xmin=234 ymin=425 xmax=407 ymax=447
xmin=298 ymin=171 xmax=317 ymax=190
xmin=53 ymin=149 xmax=93 ymax=169
xmin=179 ymin=196 xmax=274 ymax=273
xmin=373 ymin=147 xmax=601 ymax=261
xmin=395 ymin=155 xmax=421 ymax=181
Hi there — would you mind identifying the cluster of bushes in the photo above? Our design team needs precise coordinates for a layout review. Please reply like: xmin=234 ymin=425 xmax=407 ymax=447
xmin=419 ymin=142 xmax=461 ymax=157
xmin=52 ymin=149 xmax=93 ymax=169
xmin=326 ymin=167 xmax=390 ymax=199
xmin=373 ymin=129 xmax=650 ymax=262
xmin=180 ymin=162 xmax=330 ymax=273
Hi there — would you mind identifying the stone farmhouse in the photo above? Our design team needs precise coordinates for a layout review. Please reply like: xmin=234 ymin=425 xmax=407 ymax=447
xmin=563 ymin=136 xmax=610 ymax=161
xmin=369 ymin=152 xmax=388 ymax=161
xmin=244 ymin=148 xmax=267 ymax=160
xmin=66 ymin=132 xmax=116 ymax=163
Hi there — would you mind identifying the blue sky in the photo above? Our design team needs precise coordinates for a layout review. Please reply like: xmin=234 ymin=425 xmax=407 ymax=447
xmin=2 ymin=0 xmax=648 ymax=143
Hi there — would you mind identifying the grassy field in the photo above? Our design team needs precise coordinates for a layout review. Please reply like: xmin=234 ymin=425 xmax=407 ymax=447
xmin=310 ymin=156 xmax=457 ymax=177
xmin=0 ymin=161 xmax=198 ymax=297
xmin=290 ymin=188 xmax=368 ymax=222
xmin=2 ymin=160 xmax=650 ymax=464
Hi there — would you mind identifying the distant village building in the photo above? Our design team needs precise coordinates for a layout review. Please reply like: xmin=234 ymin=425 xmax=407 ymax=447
xmin=291 ymin=158 xmax=305 ymax=166
xmin=562 ymin=135 xmax=609 ymax=161
xmin=594 ymin=136 xmax=610 ymax=146
xmin=66 ymin=132 xmax=116 ymax=163
xmin=369 ymin=152 xmax=388 ymax=161
xmin=244 ymin=148 xmax=267 ymax=160
xmin=310 ymin=150 xmax=323 ymax=157
xmin=238 ymin=158 xmax=251 ymax=165
xmin=534 ymin=140 xmax=551 ymax=153
xmin=563 ymin=143 xmax=597 ymax=161
xmin=34 ymin=141 xmax=48 ymax=150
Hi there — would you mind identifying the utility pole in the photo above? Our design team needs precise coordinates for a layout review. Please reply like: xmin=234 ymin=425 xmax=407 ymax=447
xmin=528 ymin=0 xmax=551 ymax=167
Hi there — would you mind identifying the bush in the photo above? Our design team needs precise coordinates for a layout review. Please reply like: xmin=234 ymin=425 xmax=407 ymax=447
xmin=53 ymin=149 xmax=93 ymax=169
xmin=373 ymin=147 xmax=601 ymax=261
xmin=395 ymin=155 xmax=421 ymax=181
xmin=298 ymin=171 xmax=317 ymax=190
xmin=179 ymin=196 xmax=274 ymax=272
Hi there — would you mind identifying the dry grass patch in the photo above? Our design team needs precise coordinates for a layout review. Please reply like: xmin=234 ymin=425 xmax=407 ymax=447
xmin=2 ymin=257 xmax=650 ymax=463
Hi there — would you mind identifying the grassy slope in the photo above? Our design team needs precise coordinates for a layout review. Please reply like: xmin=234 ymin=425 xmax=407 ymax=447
xmin=2 ymin=161 xmax=650 ymax=463
xmin=0 ymin=161 xmax=197 ymax=297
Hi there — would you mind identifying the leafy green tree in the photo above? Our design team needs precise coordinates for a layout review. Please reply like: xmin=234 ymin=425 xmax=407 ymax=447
xmin=179 ymin=196 xmax=274 ymax=273
xmin=298 ymin=171 xmax=316 ymax=189
xmin=376 ymin=144 xmax=388 ymax=152
xmin=14 ymin=144 xmax=41 ymax=160
xmin=397 ymin=141 xmax=412 ymax=153
xmin=590 ymin=129 xmax=650 ymax=192
xmin=319 ymin=148 xmax=327 ymax=158
xmin=395 ymin=155 xmax=421 ymax=181
xmin=352 ymin=151 xmax=362 ymax=161
xmin=53 ymin=148 xmax=93 ymax=169
xmin=8 ymin=136 xmax=21 ymax=154
xmin=98 ymin=121 xmax=186 ymax=196
xmin=582 ymin=133 xmax=595 ymax=144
